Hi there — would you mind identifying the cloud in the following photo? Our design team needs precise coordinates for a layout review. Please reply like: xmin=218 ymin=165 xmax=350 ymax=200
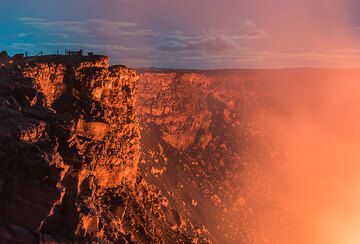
xmin=19 ymin=17 xmax=90 ymax=34
xmin=18 ymin=17 xmax=46 ymax=22
xmin=153 ymin=21 xmax=269 ymax=56
xmin=19 ymin=17 xmax=138 ymax=36
xmin=16 ymin=33 xmax=31 ymax=37
xmin=9 ymin=43 xmax=35 ymax=48
xmin=86 ymin=19 xmax=137 ymax=28
xmin=156 ymin=35 xmax=238 ymax=54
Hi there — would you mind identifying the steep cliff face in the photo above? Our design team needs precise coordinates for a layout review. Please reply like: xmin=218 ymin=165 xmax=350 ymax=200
xmin=0 ymin=55 xmax=207 ymax=243
xmin=137 ymin=71 xmax=263 ymax=243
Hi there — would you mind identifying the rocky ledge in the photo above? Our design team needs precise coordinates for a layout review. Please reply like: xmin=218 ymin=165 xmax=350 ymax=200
xmin=0 ymin=53 xmax=208 ymax=243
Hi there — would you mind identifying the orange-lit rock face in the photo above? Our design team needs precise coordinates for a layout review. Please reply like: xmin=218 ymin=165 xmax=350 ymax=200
xmin=0 ymin=57 xmax=131 ymax=242
xmin=0 ymin=55 xmax=138 ymax=236
xmin=137 ymin=73 xmax=212 ymax=150
xmin=0 ymin=56 xmax=211 ymax=243
xmin=20 ymin=57 xmax=140 ymax=188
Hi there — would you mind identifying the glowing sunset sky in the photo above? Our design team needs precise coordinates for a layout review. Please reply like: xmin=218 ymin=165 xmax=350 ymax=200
xmin=1 ymin=0 xmax=360 ymax=68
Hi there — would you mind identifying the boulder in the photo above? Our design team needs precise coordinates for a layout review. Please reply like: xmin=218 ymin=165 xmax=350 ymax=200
xmin=76 ymin=119 xmax=108 ymax=141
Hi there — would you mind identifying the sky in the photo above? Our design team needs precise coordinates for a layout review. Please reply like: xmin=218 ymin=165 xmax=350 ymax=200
xmin=1 ymin=0 xmax=360 ymax=68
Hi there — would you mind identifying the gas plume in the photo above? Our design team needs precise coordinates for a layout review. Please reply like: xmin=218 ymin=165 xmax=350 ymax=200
xmin=239 ymin=70 xmax=360 ymax=243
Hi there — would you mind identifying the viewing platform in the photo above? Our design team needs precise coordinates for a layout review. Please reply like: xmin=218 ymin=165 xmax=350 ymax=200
xmin=1 ymin=50 xmax=108 ymax=66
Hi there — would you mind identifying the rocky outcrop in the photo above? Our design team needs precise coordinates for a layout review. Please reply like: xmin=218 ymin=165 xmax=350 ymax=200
xmin=137 ymin=73 xmax=212 ymax=150
xmin=0 ymin=55 xmax=207 ymax=243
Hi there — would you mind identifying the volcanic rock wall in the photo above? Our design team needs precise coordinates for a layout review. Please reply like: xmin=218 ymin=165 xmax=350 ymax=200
xmin=136 ymin=70 xmax=262 ymax=243
xmin=0 ymin=55 xmax=207 ymax=243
